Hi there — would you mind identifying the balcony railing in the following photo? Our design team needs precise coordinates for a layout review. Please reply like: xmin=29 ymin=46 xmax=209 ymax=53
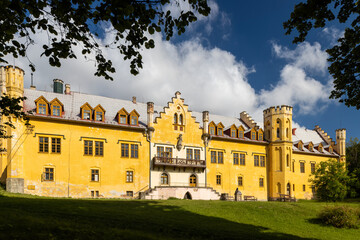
xmin=153 ymin=156 xmax=206 ymax=168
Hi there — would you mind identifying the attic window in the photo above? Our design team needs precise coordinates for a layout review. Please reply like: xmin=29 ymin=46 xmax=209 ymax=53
xmin=38 ymin=103 xmax=47 ymax=115
xmin=120 ymin=115 xmax=127 ymax=124
xmin=329 ymin=147 xmax=333 ymax=154
xmin=251 ymin=131 xmax=256 ymax=140
xmin=309 ymin=145 xmax=313 ymax=151
xmin=258 ymin=132 xmax=263 ymax=141
xmin=298 ymin=143 xmax=303 ymax=151
xmin=93 ymin=105 xmax=105 ymax=122
xmin=52 ymin=105 xmax=61 ymax=116
xmin=231 ymin=129 xmax=236 ymax=138
xmin=209 ymin=126 xmax=215 ymax=135
xmin=131 ymin=115 xmax=138 ymax=125
xmin=95 ymin=112 xmax=103 ymax=121
xmin=319 ymin=146 xmax=323 ymax=153
xmin=218 ymin=127 xmax=223 ymax=136
xmin=83 ymin=110 xmax=91 ymax=120
xmin=238 ymin=130 xmax=244 ymax=138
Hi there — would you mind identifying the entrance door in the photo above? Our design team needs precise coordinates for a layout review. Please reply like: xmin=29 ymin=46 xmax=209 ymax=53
xmin=286 ymin=183 xmax=291 ymax=195
xmin=189 ymin=174 xmax=197 ymax=187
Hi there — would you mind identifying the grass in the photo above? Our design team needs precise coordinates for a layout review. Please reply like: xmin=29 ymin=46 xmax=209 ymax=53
xmin=0 ymin=188 xmax=359 ymax=240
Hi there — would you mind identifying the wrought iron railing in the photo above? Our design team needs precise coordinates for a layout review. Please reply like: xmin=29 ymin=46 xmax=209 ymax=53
xmin=153 ymin=156 xmax=206 ymax=168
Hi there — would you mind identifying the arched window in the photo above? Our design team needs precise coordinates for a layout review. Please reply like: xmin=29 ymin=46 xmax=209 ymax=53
xmin=276 ymin=119 xmax=281 ymax=139
xmin=286 ymin=154 xmax=290 ymax=167
xmin=174 ymin=113 xmax=178 ymax=124
xmin=286 ymin=128 xmax=289 ymax=138
xmin=179 ymin=114 xmax=183 ymax=125
xmin=161 ymin=173 xmax=169 ymax=185
xmin=287 ymin=183 xmax=291 ymax=195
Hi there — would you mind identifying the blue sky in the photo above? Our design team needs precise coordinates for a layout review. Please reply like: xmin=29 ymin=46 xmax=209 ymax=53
xmin=11 ymin=0 xmax=360 ymax=142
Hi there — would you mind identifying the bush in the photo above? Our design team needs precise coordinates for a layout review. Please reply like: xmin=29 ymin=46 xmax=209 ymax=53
xmin=318 ymin=206 xmax=360 ymax=228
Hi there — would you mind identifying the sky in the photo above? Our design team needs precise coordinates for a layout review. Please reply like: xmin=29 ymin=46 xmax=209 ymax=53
xmin=7 ymin=0 xmax=360 ymax=142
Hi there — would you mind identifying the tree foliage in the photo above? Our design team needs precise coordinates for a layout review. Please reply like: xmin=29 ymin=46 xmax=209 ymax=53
xmin=310 ymin=159 xmax=350 ymax=201
xmin=0 ymin=95 xmax=29 ymax=151
xmin=346 ymin=138 xmax=360 ymax=197
xmin=0 ymin=0 xmax=210 ymax=79
xmin=284 ymin=0 xmax=360 ymax=109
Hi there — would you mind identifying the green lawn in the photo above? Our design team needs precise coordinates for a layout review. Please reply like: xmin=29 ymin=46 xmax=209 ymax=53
xmin=0 ymin=189 xmax=359 ymax=240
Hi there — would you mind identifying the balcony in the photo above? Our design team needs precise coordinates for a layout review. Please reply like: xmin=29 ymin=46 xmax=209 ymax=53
xmin=153 ymin=156 xmax=206 ymax=169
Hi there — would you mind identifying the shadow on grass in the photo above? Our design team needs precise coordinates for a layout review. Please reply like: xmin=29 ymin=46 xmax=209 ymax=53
xmin=0 ymin=195 xmax=318 ymax=240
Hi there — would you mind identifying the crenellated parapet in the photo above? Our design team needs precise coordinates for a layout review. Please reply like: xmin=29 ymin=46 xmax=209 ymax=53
xmin=0 ymin=65 xmax=25 ymax=98
xmin=263 ymin=105 xmax=293 ymax=116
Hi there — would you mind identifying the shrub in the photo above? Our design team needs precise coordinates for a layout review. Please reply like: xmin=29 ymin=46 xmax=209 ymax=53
xmin=318 ymin=206 xmax=360 ymax=228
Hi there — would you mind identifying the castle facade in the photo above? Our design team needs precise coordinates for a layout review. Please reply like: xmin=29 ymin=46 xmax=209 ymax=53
xmin=0 ymin=66 xmax=346 ymax=200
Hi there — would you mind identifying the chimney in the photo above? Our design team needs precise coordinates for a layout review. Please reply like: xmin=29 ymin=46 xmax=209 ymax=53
xmin=147 ymin=102 xmax=154 ymax=127
xmin=65 ymin=84 xmax=71 ymax=95
xmin=132 ymin=96 xmax=137 ymax=104
xmin=203 ymin=111 xmax=209 ymax=134
xmin=292 ymin=128 xmax=297 ymax=135
xmin=53 ymin=79 xmax=64 ymax=93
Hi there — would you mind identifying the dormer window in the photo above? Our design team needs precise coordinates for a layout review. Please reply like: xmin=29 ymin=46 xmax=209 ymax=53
xmin=231 ymin=129 xmax=236 ymax=137
xmin=329 ymin=146 xmax=333 ymax=154
xmin=217 ymin=123 xmax=224 ymax=136
xmin=35 ymin=96 xmax=49 ymax=115
xmin=209 ymin=122 xmax=216 ymax=135
xmin=251 ymin=131 xmax=256 ymax=140
xmin=259 ymin=132 xmax=263 ymax=141
xmin=80 ymin=103 xmax=93 ymax=120
xmin=129 ymin=110 xmax=140 ymax=126
xmin=52 ymin=105 xmax=61 ymax=116
xmin=117 ymin=108 xmax=129 ymax=125
xmin=319 ymin=146 xmax=323 ymax=152
xmin=83 ymin=110 xmax=91 ymax=120
xmin=238 ymin=126 xmax=245 ymax=138
xmin=38 ymin=103 xmax=47 ymax=114
xmin=95 ymin=112 xmax=103 ymax=121
xmin=50 ymin=98 xmax=64 ymax=117
xmin=93 ymin=104 xmax=105 ymax=122
xmin=218 ymin=128 xmax=223 ymax=136
xmin=298 ymin=143 xmax=303 ymax=151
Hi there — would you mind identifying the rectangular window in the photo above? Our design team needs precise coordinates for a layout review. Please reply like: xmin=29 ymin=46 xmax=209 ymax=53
xmin=238 ymin=131 xmax=244 ymax=138
xmin=130 ymin=116 xmax=137 ymax=125
xmin=251 ymin=131 xmax=256 ymax=140
xmin=211 ymin=151 xmax=217 ymax=163
xmin=121 ymin=143 xmax=129 ymax=157
xmin=44 ymin=167 xmax=54 ymax=181
xmin=165 ymin=147 xmax=172 ymax=158
xmin=216 ymin=175 xmax=221 ymax=185
xmin=131 ymin=144 xmax=138 ymax=158
xmin=260 ymin=156 xmax=265 ymax=167
xmin=303 ymin=184 xmax=306 ymax=192
xmin=39 ymin=137 xmax=49 ymax=153
xmin=186 ymin=148 xmax=193 ymax=159
xmin=218 ymin=152 xmax=224 ymax=164
xmin=293 ymin=184 xmax=295 ymax=191
xmin=231 ymin=129 xmax=236 ymax=137
xmin=126 ymin=191 xmax=133 ymax=197
xmin=120 ymin=115 xmax=127 ymax=124
xmin=52 ymin=105 xmax=60 ymax=116
xmin=194 ymin=149 xmax=200 ymax=160
xmin=218 ymin=128 xmax=223 ymax=136
xmin=233 ymin=153 xmax=239 ymax=165
xmin=254 ymin=155 xmax=259 ymax=167
xmin=157 ymin=146 xmax=164 ymax=157
xmin=84 ymin=140 xmax=93 ymax=155
xmin=83 ymin=109 xmax=91 ymax=120
xmin=51 ymin=138 xmax=61 ymax=153
xmin=258 ymin=133 xmax=263 ymax=141
xmin=259 ymin=177 xmax=264 ymax=187
xmin=91 ymin=169 xmax=99 ymax=182
xmin=126 ymin=171 xmax=133 ymax=183
xmin=300 ymin=162 xmax=305 ymax=173
xmin=95 ymin=112 xmax=103 ymax=121
xmin=38 ymin=103 xmax=47 ymax=114
xmin=238 ymin=176 xmax=243 ymax=186
xmin=292 ymin=161 xmax=295 ymax=172
xmin=209 ymin=126 xmax=215 ymax=135
xmin=95 ymin=141 xmax=104 ymax=156
xmin=311 ymin=163 xmax=315 ymax=174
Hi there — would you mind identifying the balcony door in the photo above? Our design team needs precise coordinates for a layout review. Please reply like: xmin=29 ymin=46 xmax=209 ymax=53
xmin=189 ymin=174 xmax=197 ymax=187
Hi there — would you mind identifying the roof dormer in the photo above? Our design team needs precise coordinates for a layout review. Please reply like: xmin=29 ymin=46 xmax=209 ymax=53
xmin=315 ymin=143 xmax=323 ymax=153
xmin=209 ymin=121 xmax=216 ymax=135
xmin=229 ymin=124 xmax=237 ymax=138
xmin=295 ymin=140 xmax=304 ymax=151
xmin=217 ymin=122 xmax=225 ymax=136
xmin=258 ymin=128 xmax=264 ymax=141
xmin=117 ymin=108 xmax=129 ymax=124
xmin=80 ymin=103 xmax=93 ymax=120
xmin=35 ymin=96 xmax=49 ymax=115
xmin=129 ymin=109 xmax=140 ymax=125
xmin=49 ymin=98 xmax=64 ymax=117
xmin=238 ymin=125 xmax=245 ymax=138
xmin=93 ymin=104 xmax=105 ymax=122
xmin=306 ymin=142 xmax=314 ymax=152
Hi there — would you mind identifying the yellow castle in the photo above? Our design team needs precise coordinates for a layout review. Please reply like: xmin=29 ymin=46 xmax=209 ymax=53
xmin=0 ymin=66 xmax=346 ymax=200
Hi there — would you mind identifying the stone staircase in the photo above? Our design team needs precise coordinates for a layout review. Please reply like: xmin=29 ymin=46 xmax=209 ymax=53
xmin=143 ymin=186 xmax=221 ymax=200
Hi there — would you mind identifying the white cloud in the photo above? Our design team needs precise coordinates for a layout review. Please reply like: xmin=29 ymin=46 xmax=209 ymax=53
xmin=322 ymin=27 xmax=344 ymax=45
xmin=4 ymin=4 xmax=333 ymax=129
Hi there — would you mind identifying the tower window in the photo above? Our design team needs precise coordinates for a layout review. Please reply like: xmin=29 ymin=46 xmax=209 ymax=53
xmin=277 ymin=128 xmax=280 ymax=138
